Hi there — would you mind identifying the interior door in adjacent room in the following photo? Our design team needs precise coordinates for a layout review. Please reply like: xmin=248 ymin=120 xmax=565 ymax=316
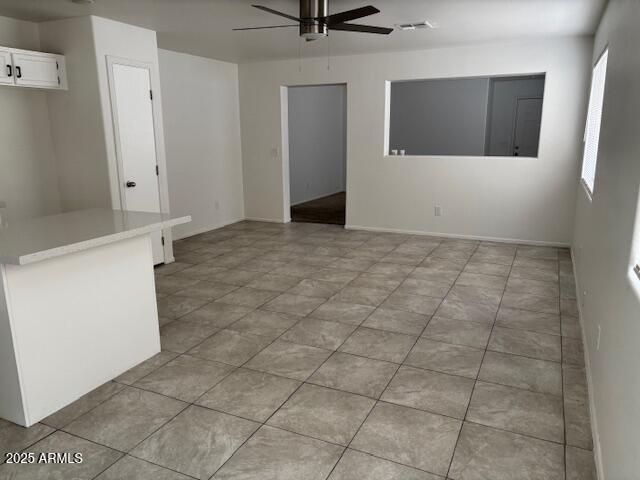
xmin=512 ymin=97 xmax=543 ymax=157
xmin=108 ymin=59 xmax=164 ymax=264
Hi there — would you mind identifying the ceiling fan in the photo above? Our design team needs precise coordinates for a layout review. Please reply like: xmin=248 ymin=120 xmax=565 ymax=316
xmin=234 ymin=0 xmax=393 ymax=41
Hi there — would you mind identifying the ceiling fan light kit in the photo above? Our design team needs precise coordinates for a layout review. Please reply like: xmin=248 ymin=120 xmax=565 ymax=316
xmin=234 ymin=0 xmax=393 ymax=40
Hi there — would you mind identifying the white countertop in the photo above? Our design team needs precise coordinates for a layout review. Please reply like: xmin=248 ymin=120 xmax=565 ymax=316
xmin=0 ymin=209 xmax=190 ymax=265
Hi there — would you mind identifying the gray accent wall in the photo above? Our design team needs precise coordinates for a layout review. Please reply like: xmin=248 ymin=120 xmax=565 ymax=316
xmin=288 ymin=84 xmax=347 ymax=206
xmin=389 ymin=77 xmax=490 ymax=156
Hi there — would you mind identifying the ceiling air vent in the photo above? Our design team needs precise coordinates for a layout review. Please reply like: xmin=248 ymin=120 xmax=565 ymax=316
xmin=396 ymin=20 xmax=437 ymax=31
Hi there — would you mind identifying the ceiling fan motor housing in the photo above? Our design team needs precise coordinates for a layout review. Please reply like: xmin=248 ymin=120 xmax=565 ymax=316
xmin=300 ymin=0 xmax=328 ymax=40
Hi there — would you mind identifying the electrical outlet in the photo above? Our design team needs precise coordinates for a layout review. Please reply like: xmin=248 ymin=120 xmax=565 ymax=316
xmin=596 ymin=325 xmax=601 ymax=351
xmin=434 ymin=205 xmax=443 ymax=217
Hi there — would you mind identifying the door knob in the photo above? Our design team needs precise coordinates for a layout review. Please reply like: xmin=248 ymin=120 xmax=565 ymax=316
xmin=126 ymin=181 xmax=136 ymax=188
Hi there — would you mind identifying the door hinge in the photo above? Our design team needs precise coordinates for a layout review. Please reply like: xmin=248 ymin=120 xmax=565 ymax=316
xmin=155 ymin=165 xmax=159 ymax=176
xmin=149 ymin=90 xmax=153 ymax=100
xmin=161 ymin=236 xmax=165 ymax=246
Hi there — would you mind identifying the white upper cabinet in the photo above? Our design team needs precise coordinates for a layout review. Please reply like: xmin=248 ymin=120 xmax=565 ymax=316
xmin=0 ymin=47 xmax=67 ymax=90
xmin=0 ymin=50 xmax=13 ymax=85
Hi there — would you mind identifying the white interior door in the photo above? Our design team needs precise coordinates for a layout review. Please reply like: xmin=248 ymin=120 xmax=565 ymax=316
xmin=110 ymin=62 xmax=164 ymax=264
xmin=0 ymin=50 xmax=14 ymax=85
xmin=12 ymin=52 xmax=60 ymax=88
xmin=513 ymin=97 xmax=543 ymax=157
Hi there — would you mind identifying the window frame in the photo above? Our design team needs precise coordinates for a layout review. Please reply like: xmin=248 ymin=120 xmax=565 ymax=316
xmin=580 ymin=47 xmax=609 ymax=199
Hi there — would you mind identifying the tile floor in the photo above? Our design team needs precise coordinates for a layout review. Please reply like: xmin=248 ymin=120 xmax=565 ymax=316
xmin=0 ymin=221 xmax=597 ymax=479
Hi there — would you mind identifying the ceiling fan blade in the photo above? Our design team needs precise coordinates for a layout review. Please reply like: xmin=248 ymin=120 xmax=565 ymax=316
xmin=330 ymin=23 xmax=393 ymax=35
xmin=233 ymin=25 xmax=299 ymax=31
xmin=323 ymin=6 xmax=380 ymax=25
xmin=252 ymin=5 xmax=301 ymax=23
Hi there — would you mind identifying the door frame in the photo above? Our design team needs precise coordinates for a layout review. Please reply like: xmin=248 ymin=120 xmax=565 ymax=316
xmin=280 ymin=82 xmax=348 ymax=225
xmin=106 ymin=56 xmax=170 ymax=263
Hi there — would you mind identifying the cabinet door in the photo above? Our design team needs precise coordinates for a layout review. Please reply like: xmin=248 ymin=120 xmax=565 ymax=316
xmin=12 ymin=52 xmax=60 ymax=89
xmin=0 ymin=50 xmax=14 ymax=85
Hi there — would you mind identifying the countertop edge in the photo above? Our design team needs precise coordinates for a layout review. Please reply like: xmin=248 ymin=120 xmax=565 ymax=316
xmin=1 ymin=215 xmax=191 ymax=266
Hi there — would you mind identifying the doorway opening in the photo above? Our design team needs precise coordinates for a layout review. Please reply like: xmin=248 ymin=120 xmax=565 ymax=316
xmin=286 ymin=84 xmax=347 ymax=225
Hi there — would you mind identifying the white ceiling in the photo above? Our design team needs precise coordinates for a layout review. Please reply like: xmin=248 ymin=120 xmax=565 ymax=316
xmin=0 ymin=0 xmax=605 ymax=63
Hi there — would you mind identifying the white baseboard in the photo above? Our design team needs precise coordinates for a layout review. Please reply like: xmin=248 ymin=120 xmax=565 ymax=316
xmin=571 ymin=249 xmax=604 ymax=480
xmin=243 ymin=216 xmax=287 ymax=224
xmin=345 ymin=224 xmax=571 ymax=248
xmin=172 ymin=217 xmax=245 ymax=241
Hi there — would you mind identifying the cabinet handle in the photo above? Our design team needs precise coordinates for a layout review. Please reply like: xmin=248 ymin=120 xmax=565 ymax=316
xmin=15 ymin=66 xmax=21 ymax=79
xmin=6 ymin=65 xmax=11 ymax=77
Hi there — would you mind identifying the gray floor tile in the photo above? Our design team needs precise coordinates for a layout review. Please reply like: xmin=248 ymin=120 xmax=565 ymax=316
xmin=245 ymin=340 xmax=332 ymax=380
xmin=134 ymin=355 xmax=233 ymax=402
xmin=566 ymin=446 xmax=597 ymax=480
xmin=561 ymin=297 xmax=579 ymax=316
xmin=289 ymin=279 xmax=344 ymax=299
xmin=308 ymin=352 xmax=399 ymax=398
xmin=96 ymin=455 xmax=192 ymax=479
xmin=155 ymin=276 xmax=200 ymax=295
xmin=397 ymin=277 xmax=451 ymax=298
xmin=160 ymin=319 xmax=219 ymax=353
xmin=188 ymin=329 xmax=272 ymax=366
xmin=435 ymin=299 xmax=498 ymax=324
xmin=381 ymin=292 xmax=441 ymax=315
xmin=479 ymin=351 xmax=562 ymax=396
xmin=495 ymin=306 xmax=560 ymax=335
xmin=330 ymin=257 xmax=376 ymax=272
xmin=456 ymin=272 xmax=507 ymax=291
xmin=419 ymin=256 xmax=466 ymax=271
xmin=422 ymin=316 xmax=492 ymax=349
xmin=197 ymin=368 xmax=300 ymax=422
xmin=466 ymin=382 xmax=564 ymax=443
xmin=405 ymin=339 xmax=484 ymax=378
xmin=488 ymin=326 xmax=561 ymax=362
xmin=512 ymin=256 xmax=558 ymax=272
xmin=381 ymin=252 xmax=426 ymax=266
xmin=381 ymin=365 xmax=474 ymax=418
xmin=268 ymin=384 xmax=375 ymax=445
xmin=510 ymin=265 xmax=559 ymax=282
xmin=157 ymin=295 xmax=210 ymax=320
xmin=561 ymin=315 xmax=582 ymax=338
xmin=181 ymin=302 xmax=253 ymax=329
xmin=310 ymin=300 xmax=375 ymax=325
xmin=131 ymin=406 xmax=259 ymax=479
xmin=0 ymin=420 xmax=54 ymax=457
xmin=349 ymin=273 xmax=403 ymax=291
xmin=563 ymin=337 xmax=586 ymax=366
xmin=565 ymin=398 xmax=593 ymax=449
xmin=367 ymin=262 xmax=415 ymax=278
xmin=210 ymin=268 xmax=264 ymax=286
xmin=449 ymin=422 xmax=564 ymax=480
xmin=226 ymin=309 xmax=299 ymax=340
xmin=0 ymin=431 xmax=121 ymax=480
xmin=506 ymin=277 xmax=559 ymax=298
xmin=43 ymin=381 xmax=125 ymax=429
xmin=328 ymin=448 xmax=440 ymax=480
xmin=263 ymin=293 xmax=326 ymax=316
xmin=410 ymin=266 xmax=459 ymax=284
xmin=246 ymin=273 xmax=303 ymax=292
xmin=446 ymin=286 xmax=502 ymax=308
xmin=501 ymin=291 xmax=560 ymax=314
xmin=363 ymin=308 xmax=429 ymax=336
xmin=115 ymin=351 xmax=179 ymax=385
xmin=64 ymin=387 xmax=186 ymax=451
xmin=175 ymin=280 xmax=239 ymax=300
xmin=155 ymin=262 xmax=193 ymax=276
xmin=463 ymin=261 xmax=511 ymax=277
xmin=351 ymin=402 xmax=461 ymax=475
xmin=562 ymin=363 xmax=589 ymax=403
xmin=212 ymin=425 xmax=343 ymax=480
xmin=310 ymin=268 xmax=360 ymax=285
xmin=333 ymin=286 xmax=391 ymax=307
xmin=216 ymin=287 xmax=279 ymax=308
xmin=339 ymin=327 xmax=416 ymax=363
xmin=281 ymin=317 xmax=357 ymax=350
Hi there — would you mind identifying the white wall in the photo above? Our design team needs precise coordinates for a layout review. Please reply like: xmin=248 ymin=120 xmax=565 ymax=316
xmin=0 ymin=16 xmax=61 ymax=222
xmin=158 ymin=49 xmax=245 ymax=239
xmin=239 ymin=37 xmax=592 ymax=244
xmin=572 ymin=2 xmax=640 ymax=478
xmin=288 ymin=84 xmax=346 ymax=205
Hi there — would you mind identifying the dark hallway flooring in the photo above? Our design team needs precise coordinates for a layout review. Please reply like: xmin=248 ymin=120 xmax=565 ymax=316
xmin=291 ymin=192 xmax=346 ymax=225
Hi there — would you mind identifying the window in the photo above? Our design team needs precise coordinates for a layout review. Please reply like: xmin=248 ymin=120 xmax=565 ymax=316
xmin=386 ymin=74 xmax=546 ymax=157
xmin=581 ymin=49 xmax=609 ymax=196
